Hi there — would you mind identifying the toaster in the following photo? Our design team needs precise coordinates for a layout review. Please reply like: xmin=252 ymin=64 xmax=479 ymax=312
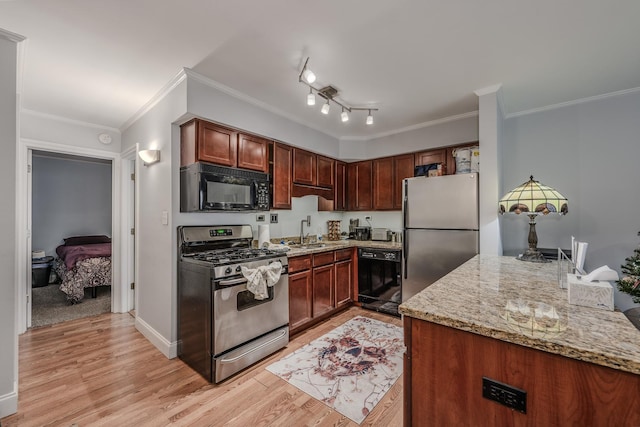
xmin=371 ymin=228 xmax=392 ymax=241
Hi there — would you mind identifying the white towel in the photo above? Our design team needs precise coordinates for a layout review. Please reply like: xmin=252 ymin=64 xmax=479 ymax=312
xmin=241 ymin=261 xmax=282 ymax=300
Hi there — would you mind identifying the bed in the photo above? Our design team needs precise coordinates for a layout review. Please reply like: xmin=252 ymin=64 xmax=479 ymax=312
xmin=53 ymin=235 xmax=112 ymax=303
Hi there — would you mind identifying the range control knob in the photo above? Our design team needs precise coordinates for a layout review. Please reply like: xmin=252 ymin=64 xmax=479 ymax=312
xmin=236 ymin=266 xmax=242 ymax=272
xmin=225 ymin=267 xmax=232 ymax=274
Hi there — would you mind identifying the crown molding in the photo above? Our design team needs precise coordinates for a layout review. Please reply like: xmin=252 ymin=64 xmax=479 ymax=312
xmin=182 ymin=68 xmax=341 ymax=139
xmin=120 ymin=68 xmax=188 ymax=131
xmin=0 ymin=27 xmax=25 ymax=43
xmin=340 ymin=110 xmax=479 ymax=142
xmin=21 ymin=109 xmax=121 ymax=134
xmin=506 ymin=86 xmax=640 ymax=119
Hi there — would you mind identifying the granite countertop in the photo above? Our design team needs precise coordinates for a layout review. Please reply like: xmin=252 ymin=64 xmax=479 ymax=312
xmin=399 ymin=254 xmax=640 ymax=375
xmin=285 ymin=239 xmax=402 ymax=256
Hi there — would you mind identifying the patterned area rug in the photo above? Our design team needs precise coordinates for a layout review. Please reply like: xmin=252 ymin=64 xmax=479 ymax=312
xmin=267 ymin=316 xmax=404 ymax=424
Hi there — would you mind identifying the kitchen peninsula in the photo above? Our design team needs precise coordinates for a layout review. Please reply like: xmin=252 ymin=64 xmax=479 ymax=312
xmin=400 ymin=254 xmax=640 ymax=426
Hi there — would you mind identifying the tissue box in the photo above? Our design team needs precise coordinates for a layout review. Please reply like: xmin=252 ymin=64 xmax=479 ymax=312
xmin=567 ymin=273 xmax=614 ymax=311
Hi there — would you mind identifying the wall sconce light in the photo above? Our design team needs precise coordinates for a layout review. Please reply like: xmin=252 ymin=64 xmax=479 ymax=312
xmin=298 ymin=57 xmax=378 ymax=125
xmin=139 ymin=149 xmax=161 ymax=166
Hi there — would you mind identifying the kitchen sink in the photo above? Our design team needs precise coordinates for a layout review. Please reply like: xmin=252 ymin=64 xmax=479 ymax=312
xmin=288 ymin=243 xmax=326 ymax=249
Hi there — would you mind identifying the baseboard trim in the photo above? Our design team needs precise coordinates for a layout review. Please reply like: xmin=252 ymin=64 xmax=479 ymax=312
xmin=134 ymin=316 xmax=178 ymax=359
xmin=0 ymin=386 xmax=18 ymax=419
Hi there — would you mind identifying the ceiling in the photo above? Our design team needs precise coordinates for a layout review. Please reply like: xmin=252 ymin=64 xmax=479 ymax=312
xmin=1 ymin=0 xmax=639 ymax=140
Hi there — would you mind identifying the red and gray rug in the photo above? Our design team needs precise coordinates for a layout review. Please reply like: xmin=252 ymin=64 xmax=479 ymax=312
xmin=266 ymin=316 xmax=404 ymax=424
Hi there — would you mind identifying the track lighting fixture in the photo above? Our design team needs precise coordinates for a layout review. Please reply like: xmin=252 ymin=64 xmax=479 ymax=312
xmin=298 ymin=56 xmax=378 ymax=125
xmin=321 ymin=100 xmax=330 ymax=115
xmin=307 ymin=87 xmax=315 ymax=106
xmin=341 ymin=108 xmax=349 ymax=122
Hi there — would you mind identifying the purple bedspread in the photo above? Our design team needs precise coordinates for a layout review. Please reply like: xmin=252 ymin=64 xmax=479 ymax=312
xmin=56 ymin=243 xmax=112 ymax=270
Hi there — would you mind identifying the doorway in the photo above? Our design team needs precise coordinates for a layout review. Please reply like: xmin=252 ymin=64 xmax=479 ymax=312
xmin=29 ymin=150 xmax=113 ymax=328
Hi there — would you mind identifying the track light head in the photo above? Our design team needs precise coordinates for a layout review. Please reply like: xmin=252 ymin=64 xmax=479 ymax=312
xmin=321 ymin=101 xmax=330 ymax=115
xmin=307 ymin=88 xmax=315 ymax=106
xmin=341 ymin=108 xmax=349 ymax=122
xmin=302 ymin=68 xmax=316 ymax=84
xmin=366 ymin=110 xmax=374 ymax=125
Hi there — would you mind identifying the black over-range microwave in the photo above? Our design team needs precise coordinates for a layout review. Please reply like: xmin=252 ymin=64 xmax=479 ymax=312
xmin=180 ymin=162 xmax=270 ymax=212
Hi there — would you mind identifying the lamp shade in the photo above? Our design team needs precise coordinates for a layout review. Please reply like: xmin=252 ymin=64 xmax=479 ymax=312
xmin=499 ymin=175 xmax=568 ymax=216
xmin=139 ymin=149 xmax=161 ymax=165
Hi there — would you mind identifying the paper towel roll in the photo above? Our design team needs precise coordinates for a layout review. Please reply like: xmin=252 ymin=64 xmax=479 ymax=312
xmin=258 ymin=224 xmax=270 ymax=248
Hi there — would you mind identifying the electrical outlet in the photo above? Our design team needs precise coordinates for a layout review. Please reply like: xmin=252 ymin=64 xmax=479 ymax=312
xmin=256 ymin=214 xmax=265 ymax=222
xmin=482 ymin=377 xmax=526 ymax=413
xmin=365 ymin=216 xmax=372 ymax=221
xmin=270 ymin=213 xmax=278 ymax=223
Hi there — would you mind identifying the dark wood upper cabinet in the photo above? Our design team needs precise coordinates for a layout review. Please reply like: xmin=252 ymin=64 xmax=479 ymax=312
xmin=373 ymin=157 xmax=395 ymax=210
xmin=414 ymin=148 xmax=446 ymax=169
xmin=237 ymin=133 xmax=268 ymax=173
xmin=196 ymin=120 xmax=238 ymax=167
xmin=347 ymin=160 xmax=373 ymax=211
xmin=316 ymin=155 xmax=334 ymax=189
xmin=180 ymin=119 xmax=238 ymax=167
xmin=394 ymin=153 xmax=415 ymax=209
xmin=292 ymin=148 xmax=316 ymax=186
xmin=272 ymin=142 xmax=292 ymax=209
xmin=334 ymin=161 xmax=347 ymax=211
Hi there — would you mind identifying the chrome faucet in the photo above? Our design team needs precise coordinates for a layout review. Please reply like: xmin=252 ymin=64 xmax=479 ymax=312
xmin=300 ymin=215 xmax=311 ymax=244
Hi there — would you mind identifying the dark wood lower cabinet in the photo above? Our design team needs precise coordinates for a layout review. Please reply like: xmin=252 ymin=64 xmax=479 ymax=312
xmin=288 ymin=270 xmax=312 ymax=332
xmin=404 ymin=317 xmax=640 ymax=426
xmin=334 ymin=259 xmax=352 ymax=308
xmin=312 ymin=264 xmax=334 ymax=317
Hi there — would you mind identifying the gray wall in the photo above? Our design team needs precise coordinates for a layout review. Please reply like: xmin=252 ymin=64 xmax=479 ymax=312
xmin=0 ymin=33 xmax=18 ymax=417
xmin=32 ymin=153 xmax=112 ymax=257
xmin=502 ymin=90 xmax=640 ymax=311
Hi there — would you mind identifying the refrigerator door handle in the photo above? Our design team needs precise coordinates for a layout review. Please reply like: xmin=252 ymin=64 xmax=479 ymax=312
xmin=403 ymin=229 xmax=408 ymax=279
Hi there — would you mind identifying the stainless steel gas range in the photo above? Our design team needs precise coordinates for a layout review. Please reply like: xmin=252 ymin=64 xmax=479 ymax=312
xmin=177 ymin=225 xmax=289 ymax=383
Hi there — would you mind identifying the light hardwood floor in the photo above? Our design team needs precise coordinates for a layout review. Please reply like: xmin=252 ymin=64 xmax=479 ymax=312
xmin=1 ymin=307 xmax=403 ymax=427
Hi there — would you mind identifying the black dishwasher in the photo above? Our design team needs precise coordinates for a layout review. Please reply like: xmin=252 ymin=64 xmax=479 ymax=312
xmin=357 ymin=247 xmax=401 ymax=316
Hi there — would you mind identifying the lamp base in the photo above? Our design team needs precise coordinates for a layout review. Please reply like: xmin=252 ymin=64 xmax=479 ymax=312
xmin=517 ymin=248 xmax=550 ymax=263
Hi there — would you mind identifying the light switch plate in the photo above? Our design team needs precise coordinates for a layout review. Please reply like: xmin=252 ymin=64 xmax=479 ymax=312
xmin=270 ymin=213 xmax=278 ymax=223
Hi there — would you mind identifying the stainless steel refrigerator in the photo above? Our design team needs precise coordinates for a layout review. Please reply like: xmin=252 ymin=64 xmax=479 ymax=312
xmin=402 ymin=173 xmax=479 ymax=302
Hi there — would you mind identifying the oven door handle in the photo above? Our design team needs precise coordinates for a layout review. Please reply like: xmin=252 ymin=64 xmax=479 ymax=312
xmin=219 ymin=329 xmax=288 ymax=364
xmin=217 ymin=277 xmax=248 ymax=287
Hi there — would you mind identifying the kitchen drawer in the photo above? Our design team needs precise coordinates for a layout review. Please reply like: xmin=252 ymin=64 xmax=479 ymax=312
xmin=335 ymin=248 xmax=353 ymax=262
xmin=313 ymin=251 xmax=335 ymax=267
xmin=289 ymin=255 xmax=312 ymax=273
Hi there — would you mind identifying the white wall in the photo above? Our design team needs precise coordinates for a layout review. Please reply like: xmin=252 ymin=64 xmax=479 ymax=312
xmin=21 ymin=110 xmax=121 ymax=153
xmin=32 ymin=154 xmax=112 ymax=257
xmin=0 ymin=30 xmax=19 ymax=418
xmin=502 ymin=89 xmax=640 ymax=311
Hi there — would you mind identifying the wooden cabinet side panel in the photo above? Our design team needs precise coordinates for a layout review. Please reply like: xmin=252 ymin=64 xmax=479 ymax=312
xmin=408 ymin=320 xmax=640 ymax=426
xmin=237 ymin=134 xmax=268 ymax=172
xmin=373 ymin=157 xmax=394 ymax=210
xmin=334 ymin=161 xmax=347 ymax=211
xmin=393 ymin=154 xmax=415 ymax=209
xmin=293 ymin=149 xmax=316 ymax=185
xmin=180 ymin=120 xmax=197 ymax=167
xmin=197 ymin=121 xmax=238 ymax=167
xmin=272 ymin=143 xmax=292 ymax=209
xmin=289 ymin=270 xmax=313 ymax=331
xmin=312 ymin=264 xmax=335 ymax=317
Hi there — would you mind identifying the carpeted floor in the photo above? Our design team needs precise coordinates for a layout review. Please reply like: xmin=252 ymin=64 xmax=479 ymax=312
xmin=31 ymin=284 xmax=111 ymax=328
xmin=267 ymin=316 xmax=404 ymax=424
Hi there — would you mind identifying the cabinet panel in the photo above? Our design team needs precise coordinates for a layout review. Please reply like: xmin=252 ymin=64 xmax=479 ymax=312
xmin=180 ymin=120 xmax=197 ymax=167
xmin=272 ymin=143 xmax=292 ymax=209
xmin=335 ymin=259 xmax=352 ymax=308
xmin=394 ymin=153 xmax=415 ymax=209
xmin=414 ymin=148 xmax=445 ymax=168
xmin=347 ymin=161 xmax=373 ymax=211
xmin=334 ymin=161 xmax=347 ymax=211
xmin=293 ymin=149 xmax=316 ymax=185
xmin=313 ymin=251 xmax=335 ymax=267
xmin=312 ymin=264 xmax=335 ymax=317
xmin=198 ymin=121 xmax=238 ymax=167
xmin=237 ymin=133 xmax=268 ymax=172
xmin=316 ymin=155 xmax=334 ymax=189
xmin=289 ymin=270 xmax=313 ymax=331
xmin=373 ymin=157 xmax=394 ymax=210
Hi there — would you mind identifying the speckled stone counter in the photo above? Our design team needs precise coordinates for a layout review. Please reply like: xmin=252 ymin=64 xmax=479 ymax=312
xmin=399 ymin=254 xmax=640 ymax=375
xmin=285 ymin=239 xmax=402 ymax=257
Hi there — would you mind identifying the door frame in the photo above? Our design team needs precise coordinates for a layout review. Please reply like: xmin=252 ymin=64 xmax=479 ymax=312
xmin=16 ymin=137 xmax=125 ymax=333
xmin=120 ymin=145 xmax=137 ymax=312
